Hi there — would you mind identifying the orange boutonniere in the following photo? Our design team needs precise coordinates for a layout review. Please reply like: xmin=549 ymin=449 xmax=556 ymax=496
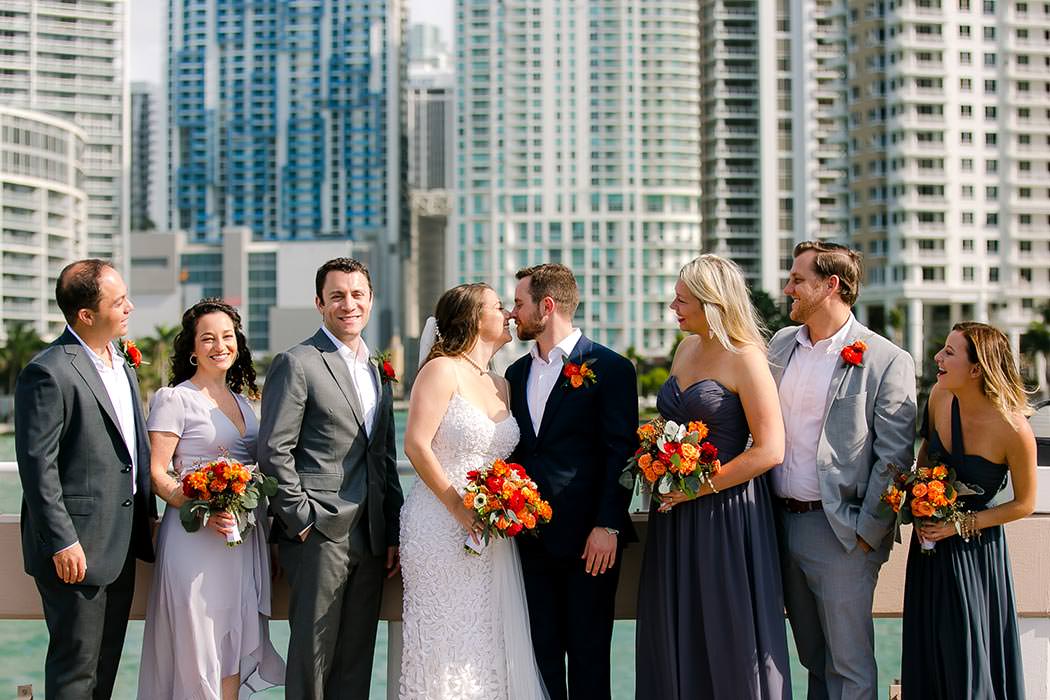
xmin=372 ymin=350 xmax=398 ymax=384
xmin=562 ymin=357 xmax=597 ymax=389
xmin=120 ymin=338 xmax=147 ymax=369
xmin=840 ymin=339 xmax=867 ymax=368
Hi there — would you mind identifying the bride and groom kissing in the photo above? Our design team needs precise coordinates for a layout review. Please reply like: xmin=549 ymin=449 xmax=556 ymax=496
xmin=262 ymin=258 xmax=637 ymax=700
xmin=399 ymin=262 xmax=639 ymax=700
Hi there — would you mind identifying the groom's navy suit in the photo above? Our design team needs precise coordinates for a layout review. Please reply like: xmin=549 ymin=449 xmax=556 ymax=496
xmin=507 ymin=334 xmax=638 ymax=700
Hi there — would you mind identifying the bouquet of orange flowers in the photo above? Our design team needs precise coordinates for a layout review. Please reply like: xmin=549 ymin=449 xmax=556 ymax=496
xmin=620 ymin=417 xmax=721 ymax=509
xmin=462 ymin=458 xmax=553 ymax=555
xmin=179 ymin=454 xmax=278 ymax=546
xmin=881 ymin=462 xmax=972 ymax=553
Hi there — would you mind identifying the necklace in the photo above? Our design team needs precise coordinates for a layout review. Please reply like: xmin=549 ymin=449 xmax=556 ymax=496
xmin=461 ymin=354 xmax=488 ymax=374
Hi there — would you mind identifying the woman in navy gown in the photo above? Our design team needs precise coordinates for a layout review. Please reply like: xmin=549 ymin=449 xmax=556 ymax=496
xmin=901 ymin=322 xmax=1036 ymax=699
xmin=636 ymin=255 xmax=791 ymax=699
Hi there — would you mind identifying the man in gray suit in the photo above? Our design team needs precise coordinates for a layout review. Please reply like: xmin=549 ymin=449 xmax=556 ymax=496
xmin=15 ymin=259 xmax=155 ymax=699
xmin=769 ymin=241 xmax=916 ymax=700
xmin=259 ymin=257 xmax=403 ymax=700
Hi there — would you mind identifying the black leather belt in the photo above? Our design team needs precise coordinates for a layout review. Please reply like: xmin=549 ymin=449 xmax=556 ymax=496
xmin=777 ymin=497 xmax=823 ymax=514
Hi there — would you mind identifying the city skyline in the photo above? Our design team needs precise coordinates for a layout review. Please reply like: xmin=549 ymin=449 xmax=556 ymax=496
xmin=129 ymin=0 xmax=452 ymax=84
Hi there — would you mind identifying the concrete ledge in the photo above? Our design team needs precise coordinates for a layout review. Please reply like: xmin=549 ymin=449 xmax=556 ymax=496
xmin=1 ymin=513 xmax=1049 ymax=621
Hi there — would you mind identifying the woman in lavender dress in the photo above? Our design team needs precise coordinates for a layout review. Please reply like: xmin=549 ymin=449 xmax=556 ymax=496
xmin=138 ymin=300 xmax=284 ymax=699
xmin=636 ymin=256 xmax=791 ymax=699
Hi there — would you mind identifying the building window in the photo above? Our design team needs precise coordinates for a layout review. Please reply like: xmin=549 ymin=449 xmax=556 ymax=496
xmin=963 ymin=266 xmax=975 ymax=281
xmin=962 ymin=239 xmax=975 ymax=251
xmin=987 ymin=239 xmax=1000 ymax=253
xmin=989 ymin=267 xmax=1000 ymax=282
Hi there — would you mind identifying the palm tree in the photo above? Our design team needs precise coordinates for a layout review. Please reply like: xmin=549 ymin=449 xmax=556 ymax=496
xmin=1021 ymin=303 xmax=1050 ymax=398
xmin=135 ymin=324 xmax=180 ymax=396
xmin=0 ymin=323 xmax=46 ymax=393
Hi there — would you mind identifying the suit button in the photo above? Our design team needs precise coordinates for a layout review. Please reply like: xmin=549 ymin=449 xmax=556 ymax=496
xmin=122 ymin=499 xmax=132 ymax=507
xmin=120 ymin=466 xmax=131 ymax=473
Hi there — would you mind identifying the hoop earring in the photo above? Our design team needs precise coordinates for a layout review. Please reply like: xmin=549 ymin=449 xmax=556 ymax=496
xmin=189 ymin=354 xmax=198 ymax=366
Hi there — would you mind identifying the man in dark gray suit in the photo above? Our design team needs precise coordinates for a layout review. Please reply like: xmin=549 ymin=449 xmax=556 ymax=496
xmin=769 ymin=241 xmax=916 ymax=700
xmin=15 ymin=259 xmax=155 ymax=699
xmin=260 ymin=257 xmax=403 ymax=700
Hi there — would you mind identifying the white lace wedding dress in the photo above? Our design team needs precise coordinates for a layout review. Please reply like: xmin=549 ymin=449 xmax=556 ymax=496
xmin=399 ymin=393 xmax=548 ymax=700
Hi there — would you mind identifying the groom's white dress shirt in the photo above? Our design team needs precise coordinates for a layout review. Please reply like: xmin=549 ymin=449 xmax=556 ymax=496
xmin=772 ymin=315 xmax=854 ymax=502
xmin=526 ymin=328 xmax=582 ymax=434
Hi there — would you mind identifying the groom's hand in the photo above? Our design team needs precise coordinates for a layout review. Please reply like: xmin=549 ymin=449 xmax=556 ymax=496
xmin=582 ymin=527 xmax=617 ymax=576
xmin=386 ymin=545 xmax=400 ymax=579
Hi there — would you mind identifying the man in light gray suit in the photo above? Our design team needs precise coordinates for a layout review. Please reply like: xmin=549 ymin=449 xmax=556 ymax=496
xmin=769 ymin=241 xmax=916 ymax=700
xmin=259 ymin=257 xmax=403 ymax=700
xmin=15 ymin=260 xmax=155 ymax=699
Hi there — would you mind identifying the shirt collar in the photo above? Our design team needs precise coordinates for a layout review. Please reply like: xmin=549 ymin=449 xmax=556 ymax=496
xmin=67 ymin=325 xmax=122 ymax=371
xmin=794 ymin=314 xmax=855 ymax=353
xmin=320 ymin=325 xmax=370 ymax=365
xmin=530 ymin=328 xmax=583 ymax=365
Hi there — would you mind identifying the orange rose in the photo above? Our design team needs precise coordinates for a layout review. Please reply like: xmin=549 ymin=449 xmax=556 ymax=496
xmin=651 ymin=459 xmax=667 ymax=476
xmin=927 ymin=480 xmax=945 ymax=496
xmin=537 ymin=502 xmax=552 ymax=520
xmin=231 ymin=481 xmax=246 ymax=495
xmin=210 ymin=478 xmax=228 ymax=493
xmin=493 ymin=460 xmax=509 ymax=476
xmin=463 ymin=492 xmax=475 ymax=508
xmin=677 ymin=460 xmax=697 ymax=476
xmin=638 ymin=453 xmax=653 ymax=470
xmin=911 ymin=498 xmax=935 ymax=518
xmin=679 ymin=443 xmax=700 ymax=461
xmin=687 ymin=421 xmax=709 ymax=441
xmin=570 ymin=374 xmax=584 ymax=388
xmin=911 ymin=483 xmax=928 ymax=498
xmin=932 ymin=465 xmax=948 ymax=479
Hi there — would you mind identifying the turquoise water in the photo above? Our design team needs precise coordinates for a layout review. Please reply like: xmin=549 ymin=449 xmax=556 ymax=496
xmin=0 ymin=431 xmax=903 ymax=698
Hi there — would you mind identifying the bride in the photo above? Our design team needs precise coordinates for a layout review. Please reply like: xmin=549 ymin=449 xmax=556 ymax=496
xmin=399 ymin=283 xmax=548 ymax=700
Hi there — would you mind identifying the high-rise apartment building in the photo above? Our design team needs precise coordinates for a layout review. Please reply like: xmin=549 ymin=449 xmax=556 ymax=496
xmin=0 ymin=0 xmax=129 ymax=268
xmin=454 ymin=0 xmax=702 ymax=356
xmin=131 ymin=81 xmax=163 ymax=231
xmin=700 ymin=0 xmax=1050 ymax=370
xmin=0 ymin=106 xmax=87 ymax=342
xmin=847 ymin=0 xmax=1050 ymax=370
xmin=167 ymin=0 xmax=407 ymax=341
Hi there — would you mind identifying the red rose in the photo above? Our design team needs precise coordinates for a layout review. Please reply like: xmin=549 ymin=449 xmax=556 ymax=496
xmin=126 ymin=343 xmax=142 ymax=367
xmin=485 ymin=475 xmax=504 ymax=493
xmin=563 ymin=362 xmax=580 ymax=377
xmin=506 ymin=522 xmax=524 ymax=537
xmin=510 ymin=463 xmax=527 ymax=478
xmin=466 ymin=470 xmax=480 ymax=481
xmin=840 ymin=340 xmax=867 ymax=367
xmin=699 ymin=442 xmax=719 ymax=463
xmin=508 ymin=491 xmax=525 ymax=512
xmin=382 ymin=360 xmax=395 ymax=378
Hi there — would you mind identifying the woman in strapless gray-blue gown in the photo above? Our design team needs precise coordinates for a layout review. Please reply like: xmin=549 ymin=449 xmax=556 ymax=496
xmin=635 ymin=378 xmax=791 ymax=699
xmin=636 ymin=254 xmax=791 ymax=700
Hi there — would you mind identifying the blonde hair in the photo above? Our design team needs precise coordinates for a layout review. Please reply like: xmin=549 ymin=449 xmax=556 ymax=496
xmin=953 ymin=322 xmax=1033 ymax=420
xmin=678 ymin=255 xmax=768 ymax=352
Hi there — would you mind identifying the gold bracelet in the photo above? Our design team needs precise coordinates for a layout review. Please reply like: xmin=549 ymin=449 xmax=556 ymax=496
xmin=960 ymin=511 xmax=981 ymax=541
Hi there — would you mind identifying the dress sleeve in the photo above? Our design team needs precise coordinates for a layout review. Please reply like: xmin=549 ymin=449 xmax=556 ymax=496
xmin=146 ymin=386 xmax=186 ymax=436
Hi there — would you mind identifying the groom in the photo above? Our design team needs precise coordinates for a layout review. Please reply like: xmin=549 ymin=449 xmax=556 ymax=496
xmin=506 ymin=263 xmax=638 ymax=700
xmin=769 ymin=241 xmax=916 ymax=699
xmin=259 ymin=257 xmax=403 ymax=700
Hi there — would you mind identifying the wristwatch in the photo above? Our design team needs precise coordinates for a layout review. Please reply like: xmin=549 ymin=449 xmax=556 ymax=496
xmin=603 ymin=527 xmax=619 ymax=536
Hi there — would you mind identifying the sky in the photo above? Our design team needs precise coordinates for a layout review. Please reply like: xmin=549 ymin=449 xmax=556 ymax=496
xmin=129 ymin=0 xmax=453 ymax=84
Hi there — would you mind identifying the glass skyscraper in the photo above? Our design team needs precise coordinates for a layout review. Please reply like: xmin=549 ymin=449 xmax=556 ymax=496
xmin=167 ymin=0 xmax=406 ymax=247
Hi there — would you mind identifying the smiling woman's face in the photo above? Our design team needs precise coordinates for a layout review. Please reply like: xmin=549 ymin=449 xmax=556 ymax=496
xmin=933 ymin=329 xmax=977 ymax=390
xmin=193 ymin=311 xmax=238 ymax=375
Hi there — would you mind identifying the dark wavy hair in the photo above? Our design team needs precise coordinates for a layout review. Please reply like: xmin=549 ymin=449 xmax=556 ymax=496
xmin=170 ymin=299 xmax=259 ymax=399
xmin=424 ymin=283 xmax=491 ymax=365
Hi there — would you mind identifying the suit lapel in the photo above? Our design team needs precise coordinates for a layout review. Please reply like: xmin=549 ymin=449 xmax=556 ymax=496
xmin=313 ymin=330 xmax=366 ymax=430
xmin=513 ymin=358 xmax=537 ymax=444
xmin=368 ymin=362 xmax=384 ymax=437
xmin=66 ymin=339 xmax=122 ymax=441
xmin=769 ymin=329 xmax=799 ymax=386
xmin=536 ymin=334 xmax=590 ymax=442
xmin=820 ymin=317 xmax=868 ymax=425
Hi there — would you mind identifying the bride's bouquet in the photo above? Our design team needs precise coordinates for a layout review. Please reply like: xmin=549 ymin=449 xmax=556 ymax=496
xmin=462 ymin=459 xmax=553 ymax=555
xmin=178 ymin=453 xmax=278 ymax=546
xmin=881 ymin=462 xmax=973 ymax=554
xmin=619 ymin=417 xmax=721 ymax=509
